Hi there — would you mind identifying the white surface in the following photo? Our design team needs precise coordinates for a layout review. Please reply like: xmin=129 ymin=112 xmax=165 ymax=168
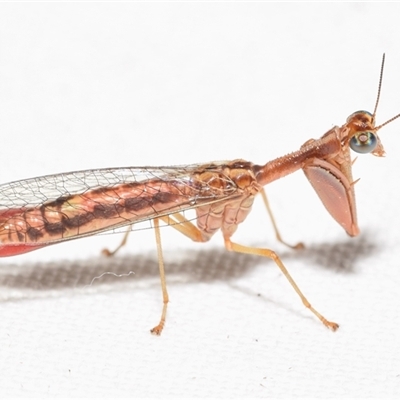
xmin=0 ymin=3 xmax=399 ymax=399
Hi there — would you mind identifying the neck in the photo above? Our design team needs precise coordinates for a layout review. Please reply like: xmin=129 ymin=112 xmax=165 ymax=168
xmin=254 ymin=129 xmax=341 ymax=186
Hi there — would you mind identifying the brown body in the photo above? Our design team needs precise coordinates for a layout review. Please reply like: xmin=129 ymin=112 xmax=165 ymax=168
xmin=0 ymin=113 xmax=381 ymax=250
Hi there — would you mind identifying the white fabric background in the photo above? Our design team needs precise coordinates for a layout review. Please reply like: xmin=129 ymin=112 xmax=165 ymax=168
xmin=0 ymin=3 xmax=399 ymax=398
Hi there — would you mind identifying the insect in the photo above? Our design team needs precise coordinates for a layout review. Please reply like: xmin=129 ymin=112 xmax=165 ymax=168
xmin=0 ymin=55 xmax=398 ymax=334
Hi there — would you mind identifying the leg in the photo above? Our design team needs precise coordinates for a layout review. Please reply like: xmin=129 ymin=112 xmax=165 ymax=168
xmin=150 ymin=213 xmax=205 ymax=333
xmin=150 ymin=218 xmax=170 ymax=335
xmin=102 ymin=227 xmax=131 ymax=256
xmin=100 ymin=213 xmax=205 ymax=334
xmin=148 ymin=214 xmax=207 ymax=333
xmin=260 ymin=188 xmax=304 ymax=250
xmin=159 ymin=213 xmax=204 ymax=242
xmin=225 ymin=238 xmax=339 ymax=331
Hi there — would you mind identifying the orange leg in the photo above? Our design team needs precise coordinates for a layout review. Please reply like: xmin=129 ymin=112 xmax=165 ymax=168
xmin=150 ymin=218 xmax=169 ymax=335
xmin=224 ymin=238 xmax=339 ymax=331
xmin=100 ymin=214 xmax=204 ymax=334
xmin=102 ymin=228 xmax=131 ymax=256
xmin=260 ymin=188 xmax=304 ymax=250
xmin=159 ymin=213 xmax=204 ymax=242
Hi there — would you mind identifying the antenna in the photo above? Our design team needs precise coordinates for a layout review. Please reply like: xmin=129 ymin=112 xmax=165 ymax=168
xmin=373 ymin=54 xmax=400 ymax=131
xmin=372 ymin=53 xmax=385 ymax=118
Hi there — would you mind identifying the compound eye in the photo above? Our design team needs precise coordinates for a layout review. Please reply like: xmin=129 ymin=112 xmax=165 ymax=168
xmin=349 ymin=132 xmax=378 ymax=154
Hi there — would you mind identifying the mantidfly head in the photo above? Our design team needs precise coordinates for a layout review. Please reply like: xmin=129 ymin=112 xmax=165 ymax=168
xmin=299 ymin=54 xmax=400 ymax=239
xmin=345 ymin=54 xmax=400 ymax=157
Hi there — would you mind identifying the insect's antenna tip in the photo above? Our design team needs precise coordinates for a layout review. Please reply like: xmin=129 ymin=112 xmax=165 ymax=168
xmin=372 ymin=54 xmax=400 ymax=131
xmin=372 ymin=54 xmax=386 ymax=118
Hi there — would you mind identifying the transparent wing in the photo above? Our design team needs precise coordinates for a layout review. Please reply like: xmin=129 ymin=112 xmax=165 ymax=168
xmin=0 ymin=162 xmax=242 ymax=249
xmin=0 ymin=163 xmax=239 ymax=208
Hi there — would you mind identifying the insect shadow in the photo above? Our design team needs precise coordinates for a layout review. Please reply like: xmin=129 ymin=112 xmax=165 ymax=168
xmin=0 ymin=230 xmax=378 ymax=300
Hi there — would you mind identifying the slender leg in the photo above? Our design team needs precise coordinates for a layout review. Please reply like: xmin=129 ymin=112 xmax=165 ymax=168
xmin=225 ymin=238 xmax=339 ymax=331
xmin=100 ymin=214 xmax=205 ymax=334
xmin=149 ymin=214 xmax=206 ymax=334
xmin=260 ymin=188 xmax=304 ymax=250
xmin=150 ymin=218 xmax=170 ymax=335
xmin=160 ymin=213 xmax=204 ymax=242
xmin=102 ymin=228 xmax=131 ymax=256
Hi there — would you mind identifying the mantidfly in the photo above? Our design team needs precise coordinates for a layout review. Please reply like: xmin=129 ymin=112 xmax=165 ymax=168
xmin=0 ymin=55 xmax=398 ymax=334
